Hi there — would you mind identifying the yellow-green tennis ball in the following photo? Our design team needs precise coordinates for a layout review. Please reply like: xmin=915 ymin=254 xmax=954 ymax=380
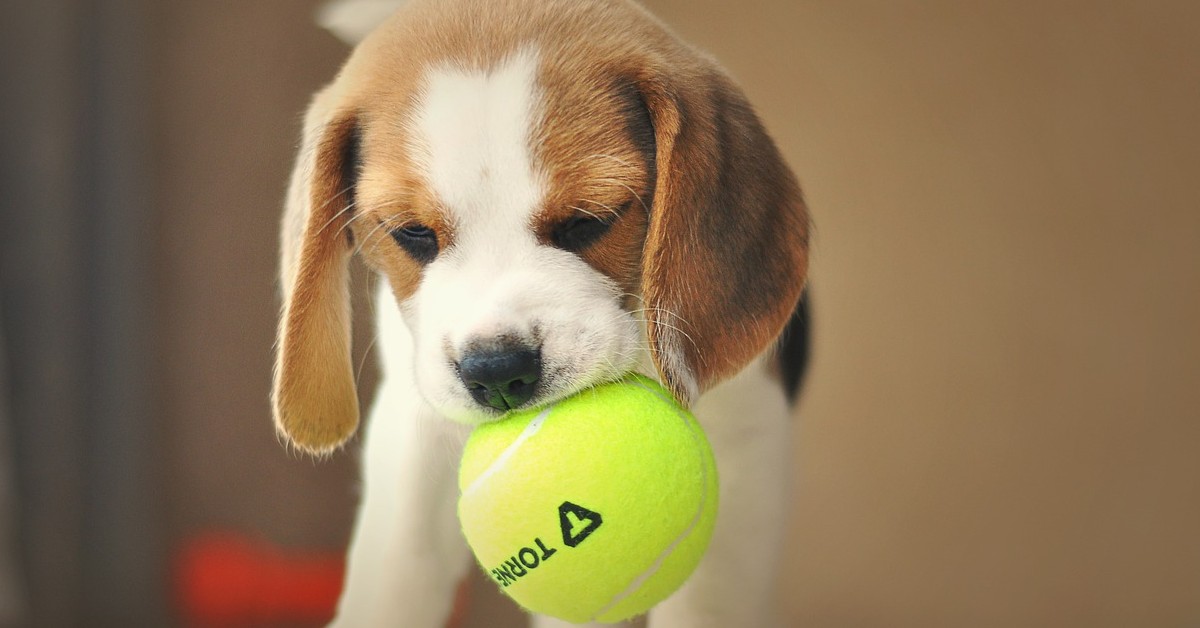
xmin=457 ymin=374 xmax=719 ymax=624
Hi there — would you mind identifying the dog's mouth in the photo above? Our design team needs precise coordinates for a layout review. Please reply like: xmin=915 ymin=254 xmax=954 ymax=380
xmin=448 ymin=357 xmax=633 ymax=424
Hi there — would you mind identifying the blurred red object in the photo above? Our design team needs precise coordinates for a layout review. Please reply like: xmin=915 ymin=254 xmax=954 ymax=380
xmin=175 ymin=532 xmax=472 ymax=628
xmin=175 ymin=533 xmax=343 ymax=627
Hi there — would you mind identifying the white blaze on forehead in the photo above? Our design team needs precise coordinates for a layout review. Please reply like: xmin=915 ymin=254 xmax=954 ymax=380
xmin=412 ymin=49 xmax=544 ymax=238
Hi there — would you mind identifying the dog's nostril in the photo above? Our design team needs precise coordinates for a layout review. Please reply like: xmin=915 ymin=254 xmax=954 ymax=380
xmin=457 ymin=347 xmax=541 ymax=411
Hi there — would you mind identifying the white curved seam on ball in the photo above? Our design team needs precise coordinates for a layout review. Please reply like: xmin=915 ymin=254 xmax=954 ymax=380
xmin=461 ymin=407 xmax=553 ymax=497
xmin=589 ymin=381 xmax=711 ymax=621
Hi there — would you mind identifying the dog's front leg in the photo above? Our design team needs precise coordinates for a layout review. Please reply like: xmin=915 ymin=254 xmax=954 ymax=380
xmin=648 ymin=362 xmax=795 ymax=628
xmin=330 ymin=376 xmax=471 ymax=628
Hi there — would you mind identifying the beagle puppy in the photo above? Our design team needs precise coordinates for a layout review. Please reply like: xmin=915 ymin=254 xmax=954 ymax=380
xmin=274 ymin=0 xmax=810 ymax=626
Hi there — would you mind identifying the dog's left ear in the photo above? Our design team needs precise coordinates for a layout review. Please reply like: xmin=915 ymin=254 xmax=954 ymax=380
xmin=636 ymin=66 xmax=810 ymax=404
xmin=272 ymin=86 xmax=362 ymax=454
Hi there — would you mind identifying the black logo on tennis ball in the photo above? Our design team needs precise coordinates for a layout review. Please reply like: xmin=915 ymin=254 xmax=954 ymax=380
xmin=486 ymin=501 xmax=604 ymax=588
xmin=558 ymin=501 xmax=603 ymax=548
xmin=490 ymin=538 xmax=557 ymax=588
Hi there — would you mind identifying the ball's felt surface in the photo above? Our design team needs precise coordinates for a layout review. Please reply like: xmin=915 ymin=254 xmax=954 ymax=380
xmin=457 ymin=374 xmax=718 ymax=624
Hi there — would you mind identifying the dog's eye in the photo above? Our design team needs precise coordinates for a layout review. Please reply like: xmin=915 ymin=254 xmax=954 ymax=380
xmin=391 ymin=223 xmax=439 ymax=264
xmin=552 ymin=214 xmax=613 ymax=252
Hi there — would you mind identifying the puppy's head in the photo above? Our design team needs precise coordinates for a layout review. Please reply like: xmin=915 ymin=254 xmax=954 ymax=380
xmin=273 ymin=0 xmax=809 ymax=453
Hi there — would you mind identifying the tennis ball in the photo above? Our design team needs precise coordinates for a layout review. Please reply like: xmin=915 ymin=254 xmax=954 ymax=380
xmin=457 ymin=374 xmax=719 ymax=624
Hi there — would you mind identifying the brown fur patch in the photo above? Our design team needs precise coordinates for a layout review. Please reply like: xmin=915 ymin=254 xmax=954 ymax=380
xmin=532 ymin=71 xmax=656 ymax=294
xmin=350 ymin=147 xmax=455 ymax=300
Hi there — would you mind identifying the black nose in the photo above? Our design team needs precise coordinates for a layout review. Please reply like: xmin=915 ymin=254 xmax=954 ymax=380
xmin=457 ymin=347 xmax=541 ymax=411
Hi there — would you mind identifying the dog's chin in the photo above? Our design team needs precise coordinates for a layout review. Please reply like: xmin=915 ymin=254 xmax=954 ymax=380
xmin=428 ymin=399 xmax=507 ymax=426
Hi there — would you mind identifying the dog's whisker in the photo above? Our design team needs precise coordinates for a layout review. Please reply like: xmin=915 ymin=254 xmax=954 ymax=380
xmin=336 ymin=207 xmax=375 ymax=237
xmin=314 ymin=183 xmax=355 ymax=211
xmin=335 ymin=196 xmax=415 ymax=236
xmin=619 ymin=292 xmax=650 ymax=308
xmin=319 ymin=192 xmax=417 ymax=239
xmin=625 ymin=305 xmax=693 ymax=326
xmin=580 ymin=153 xmax=636 ymax=170
xmin=343 ymin=213 xmax=379 ymax=248
xmin=356 ymin=331 xmax=382 ymax=389
xmin=354 ymin=216 xmax=403 ymax=256
xmin=590 ymin=177 xmax=651 ymax=213
xmin=567 ymin=205 xmax=604 ymax=221
xmin=578 ymin=198 xmax=620 ymax=217
xmin=641 ymin=315 xmax=699 ymax=352
xmin=313 ymin=185 xmax=359 ymax=235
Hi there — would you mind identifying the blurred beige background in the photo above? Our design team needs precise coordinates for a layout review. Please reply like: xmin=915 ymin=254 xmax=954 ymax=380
xmin=149 ymin=1 xmax=1200 ymax=627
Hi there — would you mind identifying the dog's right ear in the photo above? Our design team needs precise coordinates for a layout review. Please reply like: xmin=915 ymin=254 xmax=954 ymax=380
xmin=632 ymin=66 xmax=809 ymax=406
xmin=273 ymin=88 xmax=362 ymax=454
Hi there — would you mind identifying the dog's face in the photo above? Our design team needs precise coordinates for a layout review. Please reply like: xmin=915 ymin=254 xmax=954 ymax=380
xmin=273 ymin=0 xmax=809 ymax=453
xmin=363 ymin=49 xmax=654 ymax=423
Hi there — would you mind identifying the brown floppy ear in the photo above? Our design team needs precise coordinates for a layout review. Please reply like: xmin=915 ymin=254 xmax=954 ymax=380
xmin=272 ymin=100 xmax=362 ymax=454
xmin=637 ymin=68 xmax=810 ymax=404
